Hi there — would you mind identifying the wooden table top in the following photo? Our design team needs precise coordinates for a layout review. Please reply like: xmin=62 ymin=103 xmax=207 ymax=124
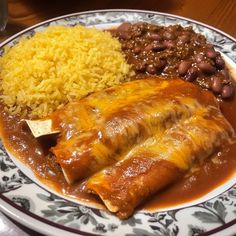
xmin=0 ymin=0 xmax=235 ymax=235
xmin=0 ymin=0 xmax=236 ymax=43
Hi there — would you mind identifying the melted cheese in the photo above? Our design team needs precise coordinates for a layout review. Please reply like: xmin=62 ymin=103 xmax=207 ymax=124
xmin=51 ymin=78 xmax=227 ymax=184
xmin=85 ymin=104 xmax=234 ymax=218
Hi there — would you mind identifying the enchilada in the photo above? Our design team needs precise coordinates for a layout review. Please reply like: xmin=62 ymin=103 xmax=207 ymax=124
xmin=51 ymin=78 xmax=219 ymax=184
xmin=85 ymin=107 xmax=234 ymax=218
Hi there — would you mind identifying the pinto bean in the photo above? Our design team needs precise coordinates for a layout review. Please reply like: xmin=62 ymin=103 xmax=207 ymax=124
xmin=154 ymin=59 xmax=166 ymax=70
xmin=152 ymin=41 xmax=167 ymax=51
xmin=163 ymin=31 xmax=176 ymax=40
xmin=163 ymin=40 xmax=175 ymax=48
xmin=145 ymin=44 xmax=153 ymax=51
xmin=147 ymin=33 xmax=162 ymax=41
xmin=205 ymin=47 xmax=217 ymax=59
xmin=117 ymin=22 xmax=132 ymax=39
xmin=146 ymin=64 xmax=157 ymax=74
xmin=133 ymin=47 xmax=141 ymax=54
xmin=195 ymin=53 xmax=205 ymax=63
xmin=221 ymin=84 xmax=234 ymax=99
xmin=117 ymin=22 xmax=131 ymax=32
xmin=215 ymin=56 xmax=225 ymax=69
xmin=211 ymin=76 xmax=223 ymax=94
xmin=198 ymin=62 xmax=216 ymax=75
xmin=185 ymin=67 xmax=198 ymax=82
xmin=178 ymin=61 xmax=192 ymax=76
xmin=119 ymin=31 xmax=131 ymax=39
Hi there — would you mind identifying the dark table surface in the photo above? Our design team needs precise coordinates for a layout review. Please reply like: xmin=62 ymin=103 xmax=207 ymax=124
xmin=1 ymin=0 xmax=236 ymax=44
xmin=0 ymin=0 xmax=236 ymax=235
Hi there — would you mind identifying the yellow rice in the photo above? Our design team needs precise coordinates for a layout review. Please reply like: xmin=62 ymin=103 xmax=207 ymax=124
xmin=0 ymin=25 xmax=133 ymax=118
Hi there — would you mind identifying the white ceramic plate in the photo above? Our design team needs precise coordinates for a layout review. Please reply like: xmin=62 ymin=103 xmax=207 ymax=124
xmin=0 ymin=9 xmax=236 ymax=236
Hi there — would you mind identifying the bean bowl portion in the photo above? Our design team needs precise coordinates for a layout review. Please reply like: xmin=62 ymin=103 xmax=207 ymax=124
xmin=111 ymin=22 xmax=234 ymax=99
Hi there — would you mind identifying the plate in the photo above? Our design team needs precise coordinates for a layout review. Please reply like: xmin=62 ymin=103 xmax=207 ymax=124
xmin=0 ymin=9 xmax=236 ymax=236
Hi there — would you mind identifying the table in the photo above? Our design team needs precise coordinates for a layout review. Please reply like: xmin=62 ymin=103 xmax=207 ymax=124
xmin=0 ymin=0 xmax=235 ymax=43
xmin=0 ymin=0 xmax=235 ymax=235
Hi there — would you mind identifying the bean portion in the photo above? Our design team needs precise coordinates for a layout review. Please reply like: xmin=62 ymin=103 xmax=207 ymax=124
xmin=111 ymin=22 xmax=234 ymax=99
xmin=178 ymin=61 xmax=191 ymax=76
xmin=185 ymin=67 xmax=198 ymax=82
xmin=146 ymin=64 xmax=157 ymax=74
xmin=206 ymin=47 xmax=217 ymax=59
xmin=211 ymin=76 xmax=223 ymax=94
xmin=215 ymin=56 xmax=225 ymax=69
xmin=198 ymin=62 xmax=216 ymax=75
xmin=222 ymin=84 xmax=234 ymax=99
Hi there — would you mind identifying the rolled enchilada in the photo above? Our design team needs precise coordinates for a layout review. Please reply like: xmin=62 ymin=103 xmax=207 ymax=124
xmin=51 ymin=78 xmax=218 ymax=184
xmin=85 ymin=106 xmax=235 ymax=219
xmin=49 ymin=77 xmax=235 ymax=218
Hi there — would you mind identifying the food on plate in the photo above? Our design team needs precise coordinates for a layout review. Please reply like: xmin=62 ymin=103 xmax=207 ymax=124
xmin=25 ymin=119 xmax=59 ymax=138
xmin=0 ymin=22 xmax=236 ymax=220
xmin=0 ymin=25 xmax=133 ymax=118
xmin=51 ymin=78 xmax=214 ymax=184
xmin=111 ymin=22 xmax=234 ymax=99
xmin=86 ymin=105 xmax=234 ymax=218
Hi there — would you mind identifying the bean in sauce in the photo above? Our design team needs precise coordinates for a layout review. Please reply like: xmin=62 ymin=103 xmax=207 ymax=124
xmin=111 ymin=22 xmax=234 ymax=99
xmin=185 ymin=67 xmax=198 ymax=82
xmin=178 ymin=61 xmax=191 ymax=76
xmin=211 ymin=76 xmax=223 ymax=94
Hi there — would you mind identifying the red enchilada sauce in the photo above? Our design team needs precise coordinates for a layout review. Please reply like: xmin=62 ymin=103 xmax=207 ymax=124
xmin=0 ymin=92 xmax=236 ymax=211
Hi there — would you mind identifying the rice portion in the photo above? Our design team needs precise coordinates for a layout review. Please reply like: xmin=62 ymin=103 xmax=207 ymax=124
xmin=0 ymin=25 xmax=133 ymax=118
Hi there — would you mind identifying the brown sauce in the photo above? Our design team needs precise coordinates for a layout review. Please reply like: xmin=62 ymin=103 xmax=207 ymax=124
xmin=0 ymin=105 xmax=103 ymax=207
xmin=0 ymin=94 xmax=236 ymax=212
